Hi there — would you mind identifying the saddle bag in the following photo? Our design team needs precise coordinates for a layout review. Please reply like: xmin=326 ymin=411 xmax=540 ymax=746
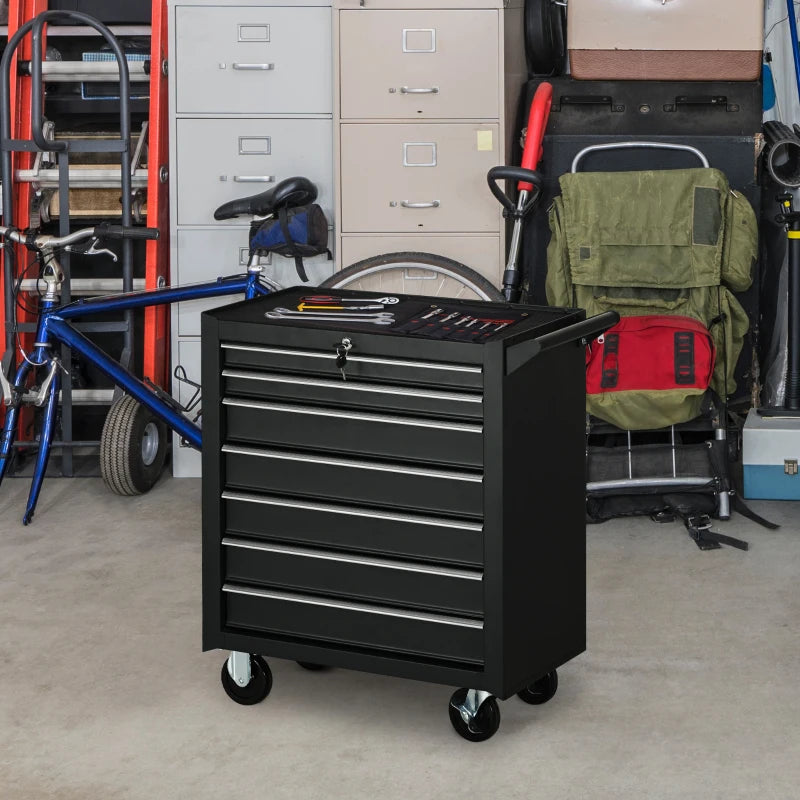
xmin=249 ymin=204 xmax=330 ymax=282
xmin=585 ymin=315 xmax=716 ymax=430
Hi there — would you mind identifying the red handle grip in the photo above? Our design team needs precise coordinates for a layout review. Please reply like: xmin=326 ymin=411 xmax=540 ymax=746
xmin=518 ymin=82 xmax=553 ymax=193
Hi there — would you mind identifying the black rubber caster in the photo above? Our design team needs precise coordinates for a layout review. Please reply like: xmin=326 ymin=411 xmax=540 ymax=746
xmin=517 ymin=669 xmax=558 ymax=705
xmin=221 ymin=654 xmax=272 ymax=705
xmin=448 ymin=689 xmax=501 ymax=742
xmin=296 ymin=661 xmax=328 ymax=671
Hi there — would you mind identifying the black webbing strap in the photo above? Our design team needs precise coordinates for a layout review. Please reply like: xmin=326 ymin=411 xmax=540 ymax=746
xmin=674 ymin=331 xmax=696 ymax=385
xmin=684 ymin=514 xmax=749 ymax=551
xmin=278 ymin=206 xmax=308 ymax=283
xmin=600 ymin=333 xmax=619 ymax=388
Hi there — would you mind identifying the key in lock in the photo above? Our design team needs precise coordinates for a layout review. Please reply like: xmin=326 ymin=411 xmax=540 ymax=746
xmin=335 ymin=337 xmax=352 ymax=381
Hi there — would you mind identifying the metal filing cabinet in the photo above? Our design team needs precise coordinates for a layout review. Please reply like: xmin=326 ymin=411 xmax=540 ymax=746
xmin=168 ymin=0 xmax=335 ymax=477
xmin=333 ymin=0 xmax=527 ymax=286
xmin=201 ymin=288 xmax=614 ymax=740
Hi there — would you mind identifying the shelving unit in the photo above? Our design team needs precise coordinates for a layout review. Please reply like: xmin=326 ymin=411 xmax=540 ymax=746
xmin=0 ymin=0 xmax=169 ymax=473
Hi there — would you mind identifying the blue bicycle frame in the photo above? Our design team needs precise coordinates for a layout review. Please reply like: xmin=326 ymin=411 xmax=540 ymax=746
xmin=0 ymin=270 xmax=270 ymax=524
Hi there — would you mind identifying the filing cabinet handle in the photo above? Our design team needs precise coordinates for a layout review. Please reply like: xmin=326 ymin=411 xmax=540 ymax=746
xmin=400 ymin=200 xmax=440 ymax=209
xmin=233 ymin=176 xmax=276 ymax=183
xmin=233 ymin=63 xmax=275 ymax=71
xmin=400 ymin=87 xmax=439 ymax=94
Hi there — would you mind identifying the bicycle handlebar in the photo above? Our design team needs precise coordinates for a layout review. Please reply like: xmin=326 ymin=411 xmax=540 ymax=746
xmin=0 ymin=224 xmax=159 ymax=249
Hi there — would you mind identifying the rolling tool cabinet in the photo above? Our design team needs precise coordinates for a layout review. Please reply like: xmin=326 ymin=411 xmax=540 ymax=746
xmin=201 ymin=287 xmax=615 ymax=741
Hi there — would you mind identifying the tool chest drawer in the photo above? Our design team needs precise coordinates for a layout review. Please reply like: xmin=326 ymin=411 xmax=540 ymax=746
xmin=223 ymin=537 xmax=483 ymax=616
xmin=338 ymin=10 xmax=499 ymax=120
xmin=174 ymin=5 xmax=332 ymax=115
xmin=221 ymin=342 xmax=483 ymax=391
xmin=221 ymin=367 xmax=483 ymax=420
xmin=176 ymin=118 xmax=333 ymax=226
xmin=222 ymin=397 xmax=484 ymax=468
xmin=223 ymin=491 xmax=484 ymax=566
xmin=223 ymin=584 xmax=485 ymax=664
xmin=204 ymin=288 xmax=595 ymax=702
xmin=340 ymin=123 xmax=500 ymax=234
xmin=223 ymin=444 xmax=483 ymax=516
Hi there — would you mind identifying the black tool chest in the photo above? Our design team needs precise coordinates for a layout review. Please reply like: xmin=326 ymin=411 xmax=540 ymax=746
xmin=201 ymin=288 xmax=614 ymax=740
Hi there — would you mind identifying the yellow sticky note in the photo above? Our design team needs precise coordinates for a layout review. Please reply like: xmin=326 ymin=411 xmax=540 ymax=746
xmin=477 ymin=130 xmax=493 ymax=151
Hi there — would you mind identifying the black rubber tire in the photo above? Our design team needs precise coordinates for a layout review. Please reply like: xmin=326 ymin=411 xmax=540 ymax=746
xmin=296 ymin=661 xmax=329 ymax=671
xmin=517 ymin=669 xmax=558 ymax=705
xmin=448 ymin=689 xmax=501 ymax=742
xmin=525 ymin=0 xmax=566 ymax=77
xmin=100 ymin=394 xmax=168 ymax=496
xmin=319 ymin=252 xmax=504 ymax=302
xmin=221 ymin=655 xmax=272 ymax=705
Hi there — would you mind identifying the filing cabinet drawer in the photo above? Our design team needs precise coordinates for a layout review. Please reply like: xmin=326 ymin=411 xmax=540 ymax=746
xmin=339 ymin=10 xmax=499 ymax=120
xmin=221 ymin=342 xmax=484 ymax=391
xmin=224 ymin=584 xmax=484 ymax=663
xmin=340 ymin=124 xmax=500 ymax=233
xmin=223 ymin=490 xmax=484 ymax=567
xmin=222 ymin=397 xmax=484 ymax=467
xmin=176 ymin=118 xmax=333 ymax=226
xmin=175 ymin=228 xmax=334 ymax=336
xmin=223 ymin=444 xmax=483 ymax=516
xmin=223 ymin=537 xmax=483 ymax=616
xmin=174 ymin=5 xmax=332 ymax=114
xmin=340 ymin=234 xmax=501 ymax=283
xmin=222 ymin=368 xmax=483 ymax=420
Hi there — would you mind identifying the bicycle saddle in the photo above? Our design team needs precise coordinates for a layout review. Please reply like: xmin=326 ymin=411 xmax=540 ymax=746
xmin=213 ymin=176 xmax=318 ymax=221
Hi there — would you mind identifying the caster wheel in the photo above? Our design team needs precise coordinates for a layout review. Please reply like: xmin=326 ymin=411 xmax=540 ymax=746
xmin=517 ymin=669 xmax=558 ymax=705
xmin=100 ymin=394 xmax=167 ymax=496
xmin=221 ymin=654 xmax=272 ymax=705
xmin=448 ymin=689 xmax=501 ymax=742
xmin=296 ymin=661 xmax=328 ymax=671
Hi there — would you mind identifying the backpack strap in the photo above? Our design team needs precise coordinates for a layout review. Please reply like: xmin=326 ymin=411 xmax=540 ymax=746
xmin=278 ymin=206 xmax=309 ymax=283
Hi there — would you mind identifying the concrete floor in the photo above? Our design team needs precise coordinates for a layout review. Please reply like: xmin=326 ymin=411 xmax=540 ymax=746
xmin=0 ymin=475 xmax=798 ymax=800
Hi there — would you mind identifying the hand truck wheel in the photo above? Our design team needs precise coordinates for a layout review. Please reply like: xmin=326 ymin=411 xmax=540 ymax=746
xmin=100 ymin=394 xmax=167 ymax=495
xmin=448 ymin=688 xmax=501 ymax=742
xmin=516 ymin=668 xmax=558 ymax=705
xmin=220 ymin=654 xmax=272 ymax=705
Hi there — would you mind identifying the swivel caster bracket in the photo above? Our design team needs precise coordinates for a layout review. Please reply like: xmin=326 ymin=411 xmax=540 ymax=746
xmin=227 ymin=650 xmax=252 ymax=687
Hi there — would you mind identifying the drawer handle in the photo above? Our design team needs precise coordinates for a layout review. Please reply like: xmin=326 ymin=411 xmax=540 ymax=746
xmin=233 ymin=62 xmax=275 ymax=71
xmin=223 ymin=583 xmax=484 ymax=629
xmin=399 ymin=86 xmax=439 ymax=94
xmin=233 ymin=175 xmax=276 ymax=183
xmin=400 ymin=200 xmax=440 ymax=209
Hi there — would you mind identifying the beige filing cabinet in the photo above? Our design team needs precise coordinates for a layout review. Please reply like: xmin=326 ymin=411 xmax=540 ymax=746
xmin=168 ymin=0 xmax=334 ymax=477
xmin=333 ymin=0 xmax=526 ymax=286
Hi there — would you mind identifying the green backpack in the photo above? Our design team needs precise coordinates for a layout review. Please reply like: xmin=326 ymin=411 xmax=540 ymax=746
xmin=546 ymin=167 xmax=757 ymax=430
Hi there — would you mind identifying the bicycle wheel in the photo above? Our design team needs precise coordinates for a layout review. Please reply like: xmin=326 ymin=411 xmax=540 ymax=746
xmin=318 ymin=252 xmax=503 ymax=302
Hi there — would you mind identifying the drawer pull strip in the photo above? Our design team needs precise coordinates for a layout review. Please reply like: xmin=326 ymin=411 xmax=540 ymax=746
xmin=232 ymin=62 xmax=275 ymax=71
xmin=222 ymin=369 xmax=482 ymax=404
xmin=222 ymin=537 xmax=483 ymax=580
xmin=400 ymin=86 xmax=439 ymax=94
xmin=222 ymin=444 xmax=482 ymax=482
xmin=223 ymin=583 xmax=484 ymax=629
xmin=233 ymin=175 xmax=276 ymax=183
xmin=221 ymin=343 xmax=482 ymax=374
xmin=222 ymin=397 xmax=483 ymax=433
xmin=222 ymin=490 xmax=483 ymax=531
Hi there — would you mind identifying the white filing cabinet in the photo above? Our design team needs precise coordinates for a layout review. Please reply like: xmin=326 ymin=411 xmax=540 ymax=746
xmin=168 ymin=0 xmax=334 ymax=476
xmin=333 ymin=0 xmax=526 ymax=285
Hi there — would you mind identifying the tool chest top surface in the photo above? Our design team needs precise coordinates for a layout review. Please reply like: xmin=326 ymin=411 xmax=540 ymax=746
xmin=202 ymin=286 xmax=583 ymax=346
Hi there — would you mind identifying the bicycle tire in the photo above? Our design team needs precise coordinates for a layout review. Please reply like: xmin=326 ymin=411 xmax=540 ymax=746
xmin=525 ymin=0 xmax=566 ymax=77
xmin=318 ymin=252 xmax=504 ymax=302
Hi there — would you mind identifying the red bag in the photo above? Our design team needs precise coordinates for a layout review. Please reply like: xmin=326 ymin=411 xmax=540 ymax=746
xmin=587 ymin=315 xmax=715 ymax=393
xmin=585 ymin=315 xmax=716 ymax=429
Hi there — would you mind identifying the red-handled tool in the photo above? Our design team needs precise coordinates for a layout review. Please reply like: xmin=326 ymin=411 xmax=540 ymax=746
xmin=486 ymin=81 xmax=553 ymax=302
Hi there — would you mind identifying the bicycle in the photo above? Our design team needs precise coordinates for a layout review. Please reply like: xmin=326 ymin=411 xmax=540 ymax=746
xmin=0 ymin=176 xmax=318 ymax=525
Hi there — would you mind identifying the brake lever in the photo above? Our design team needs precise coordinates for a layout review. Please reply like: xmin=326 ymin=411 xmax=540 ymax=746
xmin=66 ymin=239 xmax=118 ymax=262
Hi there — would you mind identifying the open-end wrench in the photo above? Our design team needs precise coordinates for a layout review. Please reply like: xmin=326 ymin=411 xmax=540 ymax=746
xmin=266 ymin=308 xmax=395 ymax=325
xmin=300 ymin=295 xmax=400 ymax=305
